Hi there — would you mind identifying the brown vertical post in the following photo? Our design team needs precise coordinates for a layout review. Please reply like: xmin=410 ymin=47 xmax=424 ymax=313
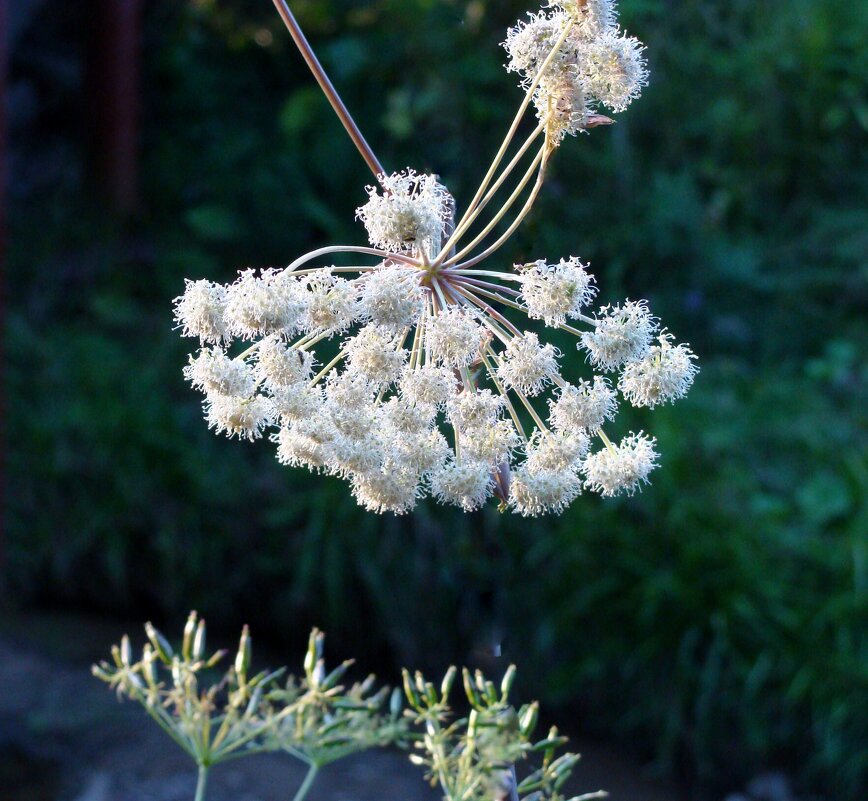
xmin=86 ymin=0 xmax=142 ymax=213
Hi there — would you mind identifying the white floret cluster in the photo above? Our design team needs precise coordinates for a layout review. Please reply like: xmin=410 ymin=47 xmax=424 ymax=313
xmin=173 ymin=3 xmax=697 ymax=517
xmin=504 ymin=0 xmax=648 ymax=140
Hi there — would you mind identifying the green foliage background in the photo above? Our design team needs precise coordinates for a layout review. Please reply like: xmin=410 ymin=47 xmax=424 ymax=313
xmin=7 ymin=0 xmax=868 ymax=798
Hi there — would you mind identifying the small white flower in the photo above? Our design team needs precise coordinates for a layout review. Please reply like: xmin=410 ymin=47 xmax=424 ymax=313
xmin=173 ymin=279 xmax=229 ymax=344
xmin=446 ymin=389 xmax=502 ymax=429
xmin=398 ymin=365 xmax=456 ymax=408
xmin=462 ymin=419 xmax=521 ymax=465
xmin=581 ymin=31 xmax=648 ymax=113
xmin=548 ymin=376 xmax=617 ymax=433
xmin=270 ymin=384 xmax=323 ymax=424
xmin=619 ymin=332 xmax=699 ymax=408
xmin=496 ymin=332 xmax=561 ymax=396
xmin=388 ymin=429 xmax=450 ymax=477
xmin=509 ymin=466 xmax=582 ymax=516
xmin=519 ymin=256 xmax=596 ymax=326
xmin=426 ymin=307 xmax=487 ymax=368
xmin=550 ymin=0 xmax=617 ymax=40
xmin=205 ymin=395 xmax=273 ymax=441
xmin=381 ymin=397 xmax=436 ymax=434
xmin=430 ymin=460 xmax=494 ymax=512
xmin=358 ymin=265 xmax=424 ymax=333
xmin=329 ymin=434 xmax=384 ymax=478
xmin=582 ymin=431 xmax=658 ymax=496
xmin=323 ymin=373 xmax=378 ymax=439
xmin=226 ymin=269 xmax=303 ymax=339
xmin=274 ymin=418 xmax=337 ymax=471
xmin=533 ymin=68 xmax=594 ymax=141
xmin=184 ymin=347 xmax=255 ymax=398
xmin=351 ymin=468 xmax=420 ymax=515
xmin=524 ymin=429 xmax=589 ymax=474
xmin=503 ymin=11 xmax=573 ymax=83
xmin=300 ymin=269 xmax=359 ymax=337
xmin=255 ymin=336 xmax=315 ymax=388
xmin=344 ymin=325 xmax=408 ymax=387
xmin=356 ymin=170 xmax=452 ymax=257
xmin=581 ymin=299 xmax=657 ymax=370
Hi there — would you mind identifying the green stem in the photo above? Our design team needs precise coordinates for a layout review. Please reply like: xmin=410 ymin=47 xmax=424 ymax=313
xmin=292 ymin=762 xmax=319 ymax=801
xmin=194 ymin=765 xmax=209 ymax=801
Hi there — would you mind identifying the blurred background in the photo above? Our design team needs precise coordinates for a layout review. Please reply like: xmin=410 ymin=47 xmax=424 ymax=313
xmin=3 ymin=1 xmax=867 ymax=800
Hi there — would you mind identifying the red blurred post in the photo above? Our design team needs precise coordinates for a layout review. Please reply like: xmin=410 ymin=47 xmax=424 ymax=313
xmin=86 ymin=0 xmax=142 ymax=213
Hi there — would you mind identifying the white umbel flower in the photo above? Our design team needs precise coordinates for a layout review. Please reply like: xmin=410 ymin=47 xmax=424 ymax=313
xmin=323 ymin=373 xmax=377 ymax=439
xmin=205 ymin=395 xmax=273 ymax=441
xmin=381 ymin=397 xmax=436 ymax=434
xmin=274 ymin=418 xmax=337 ymax=471
xmin=358 ymin=265 xmax=425 ymax=332
xmin=344 ymin=325 xmax=408 ymax=387
xmin=533 ymin=68 xmax=594 ymax=141
xmin=184 ymin=347 xmax=255 ymax=398
xmin=255 ymin=336 xmax=315 ymax=388
xmin=430 ymin=460 xmax=494 ymax=512
xmin=582 ymin=431 xmax=658 ymax=496
xmin=550 ymin=0 xmax=617 ymax=40
xmin=581 ymin=299 xmax=657 ymax=370
xmin=389 ymin=429 xmax=450 ymax=477
xmin=351 ymin=468 xmax=420 ymax=515
xmin=398 ymin=365 xmax=456 ymax=408
xmin=581 ymin=31 xmax=648 ymax=113
xmin=503 ymin=11 xmax=573 ymax=83
xmin=548 ymin=377 xmax=617 ymax=433
xmin=226 ymin=269 xmax=303 ymax=339
xmin=509 ymin=466 xmax=582 ymax=516
xmin=356 ymin=170 xmax=452 ymax=257
xmin=426 ymin=307 xmax=487 ymax=368
xmin=173 ymin=279 xmax=229 ymax=344
xmin=271 ymin=384 xmax=323 ymax=424
xmin=446 ymin=389 xmax=503 ymax=429
xmin=300 ymin=269 xmax=359 ymax=337
xmin=619 ymin=332 xmax=699 ymax=408
xmin=462 ymin=419 xmax=521 ymax=465
xmin=329 ymin=434 xmax=384 ymax=478
xmin=524 ymin=430 xmax=589 ymax=473
xmin=496 ymin=332 xmax=561 ymax=396
xmin=519 ymin=256 xmax=596 ymax=326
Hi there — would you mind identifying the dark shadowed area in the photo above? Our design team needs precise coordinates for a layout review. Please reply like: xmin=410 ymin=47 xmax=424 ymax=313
xmin=4 ymin=1 xmax=867 ymax=800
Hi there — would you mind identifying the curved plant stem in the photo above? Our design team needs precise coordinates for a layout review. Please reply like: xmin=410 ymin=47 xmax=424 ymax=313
xmin=448 ymin=141 xmax=553 ymax=270
xmin=194 ymin=765 xmax=209 ymax=801
xmin=271 ymin=0 xmax=385 ymax=178
xmin=446 ymin=20 xmax=574 ymax=243
xmin=292 ymin=762 xmax=320 ymax=801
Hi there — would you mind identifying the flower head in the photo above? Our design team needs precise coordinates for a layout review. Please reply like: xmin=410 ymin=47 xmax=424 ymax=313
xmin=356 ymin=170 xmax=453 ymax=257
xmin=519 ymin=257 xmax=596 ymax=326
xmin=582 ymin=432 xmax=658 ymax=496
xmin=496 ymin=332 xmax=561 ymax=396
xmin=174 ymin=6 xmax=695 ymax=515
xmin=430 ymin=460 xmax=494 ymax=512
xmin=618 ymin=332 xmax=699 ymax=408
xmin=548 ymin=376 xmax=616 ymax=433
xmin=173 ymin=279 xmax=229 ymax=344
xmin=581 ymin=300 xmax=657 ymax=370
